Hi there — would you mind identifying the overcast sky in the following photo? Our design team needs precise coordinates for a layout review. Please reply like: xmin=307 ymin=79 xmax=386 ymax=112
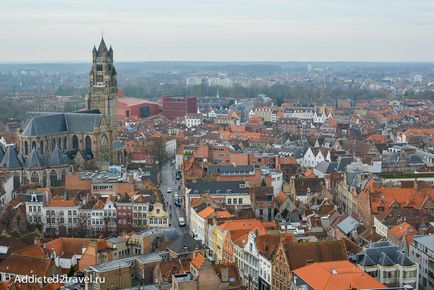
xmin=1 ymin=0 xmax=434 ymax=62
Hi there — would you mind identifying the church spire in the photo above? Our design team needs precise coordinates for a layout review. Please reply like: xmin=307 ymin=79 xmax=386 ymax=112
xmin=97 ymin=37 xmax=108 ymax=56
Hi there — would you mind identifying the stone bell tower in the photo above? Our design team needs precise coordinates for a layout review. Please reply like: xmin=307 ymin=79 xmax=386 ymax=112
xmin=85 ymin=37 xmax=118 ymax=126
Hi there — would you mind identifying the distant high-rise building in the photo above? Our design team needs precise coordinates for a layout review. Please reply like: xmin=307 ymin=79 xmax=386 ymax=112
xmin=162 ymin=96 xmax=197 ymax=120
xmin=85 ymin=37 xmax=118 ymax=126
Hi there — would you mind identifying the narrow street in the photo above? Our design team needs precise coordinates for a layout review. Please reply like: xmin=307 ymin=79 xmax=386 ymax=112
xmin=159 ymin=161 xmax=188 ymax=233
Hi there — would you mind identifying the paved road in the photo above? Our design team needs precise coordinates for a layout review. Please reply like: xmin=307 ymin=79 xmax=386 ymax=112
xmin=159 ymin=161 xmax=188 ymax=233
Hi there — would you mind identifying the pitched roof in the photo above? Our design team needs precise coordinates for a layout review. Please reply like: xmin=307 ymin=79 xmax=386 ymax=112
xmin=96 ymin=37 xmax=108 ymax=56
xmin=0 ymin=255 xmax=54 ymax=277
xmin=0 ymin=146 xmax=23 ymax=168
xmin=45 ymin=238 xmax=107 ymax=259
xmin=293 ymin=261 xmax=385 ymax=290
xmin=274 ymin=192 xmax=288 ymax=207
xmin=47 ymin=144 xmax=68 ymax=166
xmin=198 ymin=207 xmax=215 ymax=219
xmin=191 ymin=253 xmax=205 ymax=269
xmin=47 ymin=196 xmax=79 ymax=207
xmin=283 ymin=240 xmax=348 ymax=271
xmin=24 ymin=148 xmax=44 ymax=168
xmin=388 ymin=222 xmax=416 ymax=241
xmin=256 ymin=233 xmax=292 ymax=259
xmin=337 ymin=216 xmax=360 ymax=235
xmin=21 ymin=112 xmax=102 ymax=137
xmin=215 ymin=210 xmax=233 ymax=218
xmin=352 ymin=241 xmax=414 ymax=267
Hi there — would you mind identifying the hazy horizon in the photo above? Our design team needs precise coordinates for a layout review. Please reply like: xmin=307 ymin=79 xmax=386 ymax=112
xmin=2 ymin=0 xmax=434 ymax=62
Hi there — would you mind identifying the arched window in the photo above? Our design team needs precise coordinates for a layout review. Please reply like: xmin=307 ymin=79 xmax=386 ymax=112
xmin=31 ymin=141 xmax=36 ymax=150
xmin=42 ymin=171 xmax=47 ymax=187
xmin=24 ymin=141 xmax=29 ymax=155
xmin=40 ymin=141 xmax=44 ymax=154
xmin=23 ymin=173 xmax=28 ymax=184
xmin=52 ymin=139 xmax=56 ymax=151
xmin=13 ymin=173 xmax=20 ymax=190
xmin=72 ymin=135 xmax=79 ymax=149
xmin=31 ymin=172 xmax=39 ymax=184
xmin=50 ymin=170 xmax=57 ymax=186
xmin=61 ymin=169 xmax=67 ymax=181
xmin=63 ymin=136 xmax=67 ymax=150
xmin=85 ymin=135 xmax=92 ymax=151
xmin=58 ymin=137 xmax=61 ymax=148
xmin=101 ymin=134 xmax=108 ymax=151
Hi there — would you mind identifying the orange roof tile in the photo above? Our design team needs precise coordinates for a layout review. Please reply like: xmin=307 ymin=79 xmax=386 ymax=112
xmin=198 ymin=207 xmax=215 ymax=219
xmin=293 ymin=261 xmax=386 ymax=290
xmin=274 ymin=192 xmax=288 ymax=207
xmin=47 ymin=196 xmax=79 ymax=207
xmin=215 ymin=210 xmax=233 ymax=218
xmin=371 ymin=186 xmax=434 ymax=214
xmin=388 ymin=222 xmax=416 ymax=240
xmin=404 ymin=128 xmax=434 ymax=137
xmin=191 ymin=253 xmax=205 ymax=269
xmin=304 ymin=168 xmax=315 ymax=177
xmin=367 ymin=134 xmax=387 ymax=144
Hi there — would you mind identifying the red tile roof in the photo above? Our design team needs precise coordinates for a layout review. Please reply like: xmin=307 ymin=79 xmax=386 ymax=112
xmin=293 ymin=261 xmax=385 ymax=290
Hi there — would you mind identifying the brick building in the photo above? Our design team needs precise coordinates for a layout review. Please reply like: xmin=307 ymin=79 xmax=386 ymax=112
xmin=162 ymin=95 xmax=197 ymax=120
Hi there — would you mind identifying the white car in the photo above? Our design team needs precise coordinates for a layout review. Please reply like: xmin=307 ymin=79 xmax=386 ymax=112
xmin=167 ymin=188 xmax=172 ymax=193
xmin=178 ymin=217 xmax=186 ymax=227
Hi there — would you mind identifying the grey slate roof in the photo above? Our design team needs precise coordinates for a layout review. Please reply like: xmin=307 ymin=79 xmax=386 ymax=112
xmin=408 ymin=154 xmax=424 ymax=165
xmin=336 ymin=156 xmax=357 ymax=172
xmin=97 ymin=37 xmax=108 ymax=56
xmin=0 ymin=146 xmax=23 ymax=169
xmin=314 ymin=161 xmax=337 ymax=175
xmin=24 ymin=149 xmax=44 ymax=168
xmin=351 ymin=241 xmax=414 ymax=267
xmin=47 ymin=145 xmax=69 ymax=166
xmin=21 ymin=112 xmax=102 ymax=137
xmin=188 ymin=181 xmax=249 ymax=195
xmin=413 ymin=235 xmax=434 ymax=252
xmin=337 ymin=216 xmax=360 ymax=235
xmin=207 ymin=164 xmax=254 ymax=174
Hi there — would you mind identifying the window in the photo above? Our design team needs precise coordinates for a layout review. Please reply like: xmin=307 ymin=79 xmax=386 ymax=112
xmin=227 ymin=199 xmax=232 ymax=204
xmin=239 ymin=198 xmax=243 ymax=204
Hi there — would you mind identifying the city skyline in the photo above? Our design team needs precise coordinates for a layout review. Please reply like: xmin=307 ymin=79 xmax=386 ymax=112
xmin=1 ymin=0 xmax=434 ymax=62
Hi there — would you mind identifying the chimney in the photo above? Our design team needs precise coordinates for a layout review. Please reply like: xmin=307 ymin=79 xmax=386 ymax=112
xmin=331 ymin=269 xmax=338 ymax=275
xmin=34 ymin=236 xmax=41 ymax=245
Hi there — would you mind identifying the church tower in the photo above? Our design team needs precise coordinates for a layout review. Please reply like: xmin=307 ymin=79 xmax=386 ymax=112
xmin=86 ymin=37 xmax=118 ymax=126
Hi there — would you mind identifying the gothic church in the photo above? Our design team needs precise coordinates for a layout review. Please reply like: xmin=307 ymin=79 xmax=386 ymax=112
xmin=0 ymin=38 xmax=119 ymax=189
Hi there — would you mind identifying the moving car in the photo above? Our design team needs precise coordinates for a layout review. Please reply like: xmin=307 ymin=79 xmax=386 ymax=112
xmin=178 ymin=217 xmax=186 ymax=227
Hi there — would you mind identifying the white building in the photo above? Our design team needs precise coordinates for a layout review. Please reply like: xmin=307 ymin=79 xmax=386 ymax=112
xmin=353 ymin=241 xmax=418 ymax=289
xmin=313 ymin=111 xmax=328 ymax=123
xmin=185 ymin=113 xmax=203 ymax=128
xmin=409 ymin=235 xmax=433 ymax=290
xmin=43 ymin=197 xmax=80 ymax=234
xmin=234 ymin=231 xmax=284 ymax=290
xmin=190 ymin=206 xmax=214 ymax=243
xmin=283 ymin=107 xmax=315 ymax=119
xmin=300 ymin=147 xmax=331 ymax=168
xmin=25 ymin=189 xmax=50 ymax=225
xmin=132 ymin=195 xmax=150 ymax=227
